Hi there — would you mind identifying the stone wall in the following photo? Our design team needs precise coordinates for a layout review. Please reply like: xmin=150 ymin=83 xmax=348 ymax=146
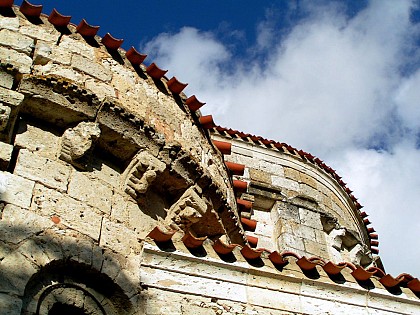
xmin=0 ymin=4 xmax=418 ymax=315
xmin=212 ymin=134 xmax=373 ymax=267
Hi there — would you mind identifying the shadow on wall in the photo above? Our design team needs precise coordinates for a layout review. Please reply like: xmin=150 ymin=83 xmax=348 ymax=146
xmin=0 ymin=215 xmax=143 ymax=315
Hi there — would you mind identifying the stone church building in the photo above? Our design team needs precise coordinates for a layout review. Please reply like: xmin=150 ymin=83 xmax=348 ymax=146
xmin=0 ymin=1 xmax=419 ymax=314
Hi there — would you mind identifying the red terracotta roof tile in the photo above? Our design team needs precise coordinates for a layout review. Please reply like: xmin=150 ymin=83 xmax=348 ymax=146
xmin=185 ymin=95 xmax=205 ymax=111
xmin=225 ymin=161 xmax=245 ymax=176
xmin=182 ymin=231 xmax=207 ymax=249
xmin=212 ymin=239 xmax=238 ymax=255
xmin=102 ymin=33 xmax=124 ymax=50
xmin=167 ymin=76 xmax=188 ymax=94
xmin=0 ymin=0 xmax=14 ymax=8
xmin=125 ymin=47 xmax=147 ymax=65
xmin=146 ymin=62 xmax=167 ymax=79
xmin=48 ymin=8 xmax=71 ymax=27
xmin=212 ymin=140 xmax=232 ymax=155
xmin=147 ymin=226 xmax=176 ymax=242
xmin=76 ymin=19 xmax=99 ymax=37
xmin=20 ymin=0 xmax=42 ymax=17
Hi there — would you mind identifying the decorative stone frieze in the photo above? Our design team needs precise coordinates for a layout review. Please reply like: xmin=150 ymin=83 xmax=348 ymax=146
xmin=121 ymin=150 xmax=166 ymax=199
xmin=59 ymin=121 xmax=101 ymax=169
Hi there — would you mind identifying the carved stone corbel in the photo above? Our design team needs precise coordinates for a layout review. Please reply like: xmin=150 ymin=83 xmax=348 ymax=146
xmin=329 ymin=228 xmax=346 ymax=250
xmin=166 ymin=186 xmax=208 ymax=230
xmin=121 ymin=150 xmax=166 ymax=199
xmin=60 ymin=121 xmax=101 ymax=170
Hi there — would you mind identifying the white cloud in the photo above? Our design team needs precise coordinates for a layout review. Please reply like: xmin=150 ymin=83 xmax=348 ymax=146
xmin=142 ymin=0 xmax=420 ymax=275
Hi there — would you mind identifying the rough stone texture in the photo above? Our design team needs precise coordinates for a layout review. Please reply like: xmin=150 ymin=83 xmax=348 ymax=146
xmin=68 ymin=171 xmax=113 ymax=215
xmin=0 ymin=141 xmax=13 ymax=170
xmin=0 ymin=204 xmax=53 ymax=244
xmin=60 ymin=121 xmax=101 ymax=169
xmin=0 ymin=171 xmax=34 ymax=208
xmin=0 ymin=46 xmax=32 ymax=74
xmin=15 ymin=149 xmax=70 ymax=192
xmin=0 ymin=29 xmax=34 ymax=55
xmin=14 ymin=121 xmax=60 ymax=158
xmin=0 ymin=70 xmax=14 ymax=89
xmin=31 ymin=184 xmax=103 ymax=241
xmin=0 ymin=9 xmax=417 ymax=315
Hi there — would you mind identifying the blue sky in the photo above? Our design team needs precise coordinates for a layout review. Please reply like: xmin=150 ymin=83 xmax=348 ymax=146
xmin=36 ymin=0 xmax=420 ymax=276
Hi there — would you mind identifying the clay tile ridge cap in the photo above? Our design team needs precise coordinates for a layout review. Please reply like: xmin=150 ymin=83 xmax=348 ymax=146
xmin=48 ymin=8 xmax=71 ymax=27
xmin=102 ymin=33 xmax=124 ymax=50
xmin=76 ymin=19 xmax=100 ymax=37
xmin=185 ymin=95 xmax=205 ymax=111
xmin=20 ymin=0 xmax=42 ymax=17
xmin=147 ymin=226 xmax=176 ymax=243
xmin=126 ymin=47 xmax=147 ymax=65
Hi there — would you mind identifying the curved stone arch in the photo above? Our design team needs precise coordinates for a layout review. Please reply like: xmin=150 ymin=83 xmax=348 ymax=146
xmin=0 ymin=229 xmax=140 ymax=314
xmin=21 ymin=259 xmax=134 ymax=315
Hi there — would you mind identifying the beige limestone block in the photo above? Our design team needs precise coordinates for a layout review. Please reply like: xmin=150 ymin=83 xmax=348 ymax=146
xmin=0 ymin=204 xmax=53 ymax=244
xmin=0 ymin=15 xmax=19 ymax=31
xmin=59 ymin=36 xmax=94 ymax=59
xmin=0 ymin=29 xmax=33 ymax=55
xmin=100 ymin=218 xmax=142 ymax=256
xmin=68 ymin=171 xmax=113 ymax=215
xmin=85 ymin=78 xmax=116 ymax=100
xmin=246 ymin=285 xmax=302 ymax=313
xmin=284 ymin=167 xmax=300 ymax=182
xmin=31 ymin=184 xmax=103 ymax=241
xmin=303 ymin=238 xmax=328 ymax=257
xmin=126 ymin=201 xmax=157 ymax=239
xmin=271 ymin=175 xmax=299 ymax=191
xmin=299 ymin=183 xmax=321 ymax=202
xmin=0 ymin=250 xmax=38 ymax=295
xmin=15 ymin=149 xmax=70 ymax=192
xmin=299 ymin=172 xmax=317 ymax=188
xmin=71 ymin=54 xmax=112 ymax=82
xmin=16 ymin=238 xmax=51 ymax=268
xmin=0 ymin=141 xmax=13 ymax=169
xmin=298 ymin=208 xmax=323 ymax=230
xmin=15 ymin=122 xmax=60 ymax=158
xmin=0 ymin=86 xmax=24 ymax=107
xmin=33 ymin=40 xmax=72 ymax=65
xmin=249 ymin=168 xmax=271 ymax=184
xmin=20 ymin=23 xmax=60 ymax=43
xmin=32 ymin=63 xmax=85 ymax=83
xmin=0 ymin=70 xmax=13 ymax=89
xmin=0 ymin=46 xmax=32 ymax=74
xmin=141 ymin=265 xmax=248 ymax=303
xmin=0 ymin=171 xmax=34 ymax=208
xmin=277 ymin=233 xmax=305 ymax=252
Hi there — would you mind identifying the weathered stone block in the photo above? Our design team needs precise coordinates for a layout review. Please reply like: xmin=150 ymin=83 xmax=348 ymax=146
xmin=32 ymin=63 xmax=85 ymax=83
xmin=0 ymin=86 xmax=24 ymax=107
xmin=0 ymin=29 xmax=33 ymax=55
xmin=0 ymin=14 xmax=19 ymax=31
xmin=0 ymin=204 xmax=53 ymax=244
xmin=271 ymin=175 xmax=299 ymax=191
xmin=249 ymin=168 xmax=271 ymax=184
xmin=68 ymin=171 xmax=113 ymax=215
xmin=20 ymin=23 xmax=60 ymax=43
xmin=303 ymin=238 xmax=328 ymax=257
xmin=31 ymin=184 xmax=103 ymax=241
xmin=15 ymin=149 xmax=70 ymax=192
xmin=14 ymin=122 xmax=60 ymax=158
xmin=299 ymin=172 xmax=317 ymax=188
xmin=85 ymin=77 xmax=116 ymax=100
xmin=273 ymin=201 xmax=300 ymax=223
xmin=0 ymin=141 xmax=13 ymax=170
xmin=33 ymin=40 xmax=72 ymax=65
xmin=59 ymin=36 xmax=95 ymax=59
xmin=0 ymin=171 xmax=34 ymax=208
xmin=0 ymin=251 xmax=38 ymax=295
xmin=0 ymin=46 xmax=32 ymax=73
xmin=277 ymin=233 xmax=305 ymax=251
xmin=298 ymin=208 xmax=322 ymax=230
xmin=100 ymin=218 xmax=142 ymax=256
xmin=0 ymin=70 xmax=14 ymax=89
xmin=71 ymin=54 xmax=112 ymax=82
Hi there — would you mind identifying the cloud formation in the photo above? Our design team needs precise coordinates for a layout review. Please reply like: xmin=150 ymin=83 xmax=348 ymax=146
xmin=142 ymin=0 xmax=420 ymax=275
